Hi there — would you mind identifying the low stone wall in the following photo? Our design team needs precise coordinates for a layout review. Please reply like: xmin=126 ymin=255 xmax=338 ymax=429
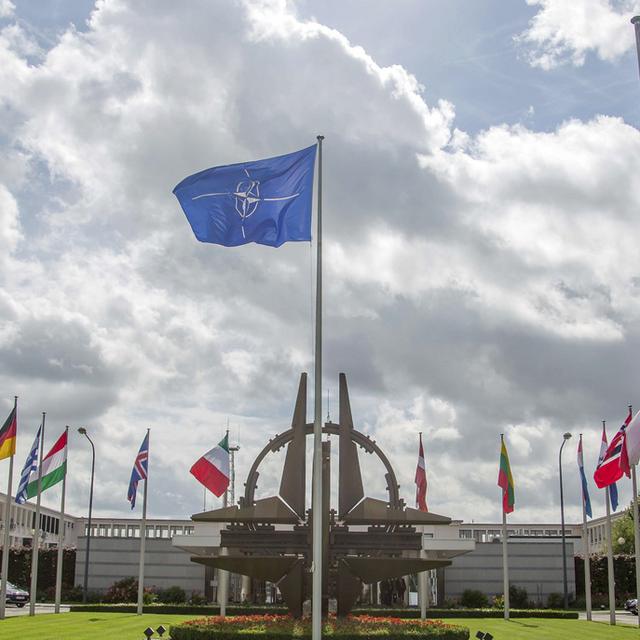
xmin=74 ymin=536 xmax=205 ymax=595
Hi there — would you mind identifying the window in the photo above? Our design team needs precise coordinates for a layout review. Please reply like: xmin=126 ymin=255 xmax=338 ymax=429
xmin=157 ymin=526 xmax=169 ymax=539
xmin=459 ymin=529 xmax=472 ymax=539
xmin=184 ymin=526 xmax=194 ymax=536
xmin=127 ymin=525 xmax=140 ymax=538
xmin=146 ymin=526 xmax=155 ymax=539
xmin=170 ymin=526 xmax=183 ymax=537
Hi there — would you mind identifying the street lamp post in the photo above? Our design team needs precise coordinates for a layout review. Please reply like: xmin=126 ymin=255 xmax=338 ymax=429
xmin=78 ymin=427 xmax=95 ymax=604
xmin=559 ymin=432 xmax=572 ymax=609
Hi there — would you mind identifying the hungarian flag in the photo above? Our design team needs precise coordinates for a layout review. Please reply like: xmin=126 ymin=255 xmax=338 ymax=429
xmin=497 ymin=437 xmax=515 ymax=514
xmin=594 ymin=410 xmax=631 ymax=491
xmin=414 ymin=433 xmax=428 ymax=511
xmin=0 ymin=407 xmax=17 ymax=460
xmin=190 ymin=434 xmax=230 ymax=497
xmin=26 ymin=429 xmax=67 ymax=498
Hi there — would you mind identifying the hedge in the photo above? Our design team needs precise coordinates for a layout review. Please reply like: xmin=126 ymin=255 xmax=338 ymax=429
xmin=0 ymin=547 xmax=75 ymax=596
xmin=351 ymin=608 xmax=579 ymax=619
xmin=69 ymin=604 xmax=577 ymax=619
xmin=69 ymin=604 xmax=289 ymax=615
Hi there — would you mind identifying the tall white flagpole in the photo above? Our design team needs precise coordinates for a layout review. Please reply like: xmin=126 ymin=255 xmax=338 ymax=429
xmin=627 ymin=402 xmax=640 ymax=630
xmin=579 ymin=434 xmax=592 ymax=622
xmin=0 ymin=396 xmax=17 ymax=621
xmin=54 ymin=426 xmax=68 ymax=614
xmin=312 ymin=134 xmax=324 ymax=640
xmin=632 ymin=464 xmax=640 ymax=628
xmin=136 ymin=428 xmax=150 ymax=616
xmin=605 ymin=484 xmax=616 ymax=626
xmin=500 ymin=434 xmax=510 ymax=621
xmin=29 ymin=412 xmax=46 ymax=617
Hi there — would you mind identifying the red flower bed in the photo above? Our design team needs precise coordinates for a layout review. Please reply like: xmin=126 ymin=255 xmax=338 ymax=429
xmin=170 ymin=613 xmax=470 ymax=639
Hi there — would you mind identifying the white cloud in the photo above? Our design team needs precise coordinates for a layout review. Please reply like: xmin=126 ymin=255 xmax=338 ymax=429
xmin=0 ymin=0 xmax=638 ymax=525
xmin=0 ymin=0 xmax=14 ymax=19
xmin=519 ymin=0 xmax=639 ymax=69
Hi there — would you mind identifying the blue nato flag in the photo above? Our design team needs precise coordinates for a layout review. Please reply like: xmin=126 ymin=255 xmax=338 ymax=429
xmin=173 ymin=144 xmax=316 ymax=248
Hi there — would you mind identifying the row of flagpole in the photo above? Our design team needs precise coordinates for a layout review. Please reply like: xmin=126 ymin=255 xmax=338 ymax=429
xmin=0 ymin=399 xmax=151 ymax=618
xmin=497 ymin=406 xmax=640 ymax=626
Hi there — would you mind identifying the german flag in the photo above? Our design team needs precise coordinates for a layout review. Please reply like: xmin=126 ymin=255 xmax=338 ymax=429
xmin=0 ymin=407 xmax=17 ymax=460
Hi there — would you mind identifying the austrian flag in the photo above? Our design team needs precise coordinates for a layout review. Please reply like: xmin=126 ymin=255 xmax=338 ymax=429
xmin=190 ymin=434 xmax=230 ymax=497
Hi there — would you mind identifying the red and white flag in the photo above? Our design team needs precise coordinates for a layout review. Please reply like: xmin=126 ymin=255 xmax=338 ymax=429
xmin=190 ymin=433 xmax=230 ymax=497
xmin=594 ymin=409 xmax=631 ymax=489
xmin=415 ymin=433 xmax=428 ymax=512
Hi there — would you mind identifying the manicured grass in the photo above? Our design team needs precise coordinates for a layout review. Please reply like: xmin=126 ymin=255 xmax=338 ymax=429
xmin=0 ymin=613 xmax=638 ymax=640
xmin=0 ymin=612 xmax=194 ymax=640
xmin=445 ymin=617 xmax=639 ymax=639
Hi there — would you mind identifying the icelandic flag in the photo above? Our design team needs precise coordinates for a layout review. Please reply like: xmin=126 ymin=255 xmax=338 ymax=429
xmin=127 ymin=432 xmax=149 ymax=510
xmin=577 ymin=436 xmax=592 ymax=518
xmin=15 ymin=425 xmax=40 ymax=504
xmin=173 ymin=145 xmax=316 ymax=248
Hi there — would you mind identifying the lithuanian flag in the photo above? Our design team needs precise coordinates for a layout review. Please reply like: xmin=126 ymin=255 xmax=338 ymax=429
xmin=498 ymin=437 xmax=515 ymax=514
xmin=0 ymin=407 xmax=17 ymax=460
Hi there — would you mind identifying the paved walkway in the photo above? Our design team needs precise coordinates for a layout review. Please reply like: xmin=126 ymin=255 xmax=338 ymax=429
xmin=5 ymin=603 xmax=70 ymax=617
xmin=580 ymin=609 xmax=638 ymax=626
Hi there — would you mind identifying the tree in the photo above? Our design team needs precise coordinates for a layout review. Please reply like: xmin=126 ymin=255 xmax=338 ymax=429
xmin=612 ymin=508 xmax=634 ymax=554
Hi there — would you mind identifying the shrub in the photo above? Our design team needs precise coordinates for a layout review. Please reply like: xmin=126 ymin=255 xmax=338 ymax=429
xmin=460 ymin=589 xmax=488 ymax=608
xmin=546 ymin=592 xmax=563 ymax=609
xmin=170 ymin=615 xmax=470 ymax=640
xmin=491 ymin=594 xmax=503 ymax=609
xmin=509 ymin=585 xmax=528 ymax=608
xmin=158 ymin=585 xmax=187 ymax=604
xmin=190 ymin=592 xmax=208 ymax=605
xmin=105 ymin=577 xmax=138 ymax=603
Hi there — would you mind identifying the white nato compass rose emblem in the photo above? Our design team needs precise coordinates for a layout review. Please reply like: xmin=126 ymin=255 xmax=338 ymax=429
xmin=192 ymin=168 xmax=300 ymax=238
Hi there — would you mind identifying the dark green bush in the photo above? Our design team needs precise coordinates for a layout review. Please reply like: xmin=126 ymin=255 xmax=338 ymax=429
xmin=351 ymin=608 xmax=578 ymax=619
xmin=105 ymin=576 xmax=138 ymax=603
xmin=546 ymin=592 xmax=563 ymax=609
xmin=509 ymin=585 xmax=528 ymax=608
xmin=158 ymin=585 xmax=187 ymax=604
xmin=460 ymin=589 xmax=488 ymax=608
xmin=170 ymin=634 xmax=469 ymax=640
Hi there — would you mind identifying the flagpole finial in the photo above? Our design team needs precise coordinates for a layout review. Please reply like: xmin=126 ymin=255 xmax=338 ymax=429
xmin=317 ymin=135 xmax=324 ymax=142
xmin=629 ymin=404 xmax=633 ymax=412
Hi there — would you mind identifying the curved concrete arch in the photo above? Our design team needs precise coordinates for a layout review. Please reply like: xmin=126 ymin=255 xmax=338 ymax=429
xmin=243 ymin=423 xmax=401 ymax=510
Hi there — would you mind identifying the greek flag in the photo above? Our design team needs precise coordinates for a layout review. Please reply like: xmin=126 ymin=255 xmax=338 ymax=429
xmin=15 ymin=425 xmax=41 ymax=504
xmin=173 ymin=145 xmax=316 ymax=248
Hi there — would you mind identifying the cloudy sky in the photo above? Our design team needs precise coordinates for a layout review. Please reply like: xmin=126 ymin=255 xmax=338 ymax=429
xmin=2 ymin=0 xmax=640 ymax=528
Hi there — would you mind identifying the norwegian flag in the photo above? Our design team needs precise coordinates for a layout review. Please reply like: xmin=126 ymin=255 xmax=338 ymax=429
xmin=415 ymin=433 xmax=428 ymax=512
xmin=127 ymin=431 xmax=149 ymax=509
xmin=593 ymin=410 xmax=631 ymax=497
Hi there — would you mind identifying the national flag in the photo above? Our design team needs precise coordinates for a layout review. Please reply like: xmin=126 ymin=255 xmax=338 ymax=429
xmin=15 ymin=425 xmax=41 ymax=505
xmin=127 ymin=432 xmax=149 ymax=510
xmin=415 ymin=433 xmax=428 ymax=511
xmin=594 ymin=409 xmax=632 ymax=489
xmin=26 ymin=430 xmax=67 ymax=498
xmin=497 ymin=437 xmax=515 ymax=514
xmin=595 ymin=422 xmax=619 ymax=510
xmin=577 ymin=435 xmax=592 ymax=519
xmin=0 ymin=407 xmax=17 ymax=460
xmin=173 ymin=145 xmax=317 ymax=248
xmin=190 ymin=434 xmax=230 ymax=497
xmin=626 ymin=408 xmax=640 ymax=466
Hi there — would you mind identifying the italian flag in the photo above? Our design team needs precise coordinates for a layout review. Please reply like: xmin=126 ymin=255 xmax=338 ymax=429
xmin=497 ymin=437 xmax=515 ymax=514
xmin=190 ymin=434 xmax=230 ymax=497
xmin=27 ymin=430 xmax=67 ymax=498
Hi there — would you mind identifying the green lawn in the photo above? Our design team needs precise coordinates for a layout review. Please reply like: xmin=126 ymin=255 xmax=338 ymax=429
xmin=0 ymin=613 xmax=638 ymax=640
